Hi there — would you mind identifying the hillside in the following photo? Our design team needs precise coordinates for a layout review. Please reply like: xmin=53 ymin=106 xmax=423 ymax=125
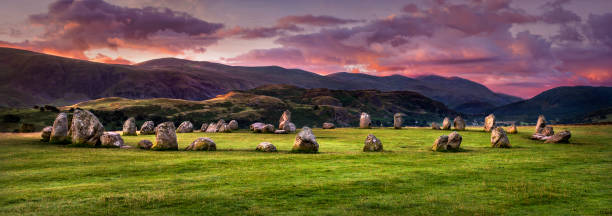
xmin=0 ymin=47 xmax=519 ymax=112
xmin=0 ymin=85 xmax=455 ymax=132
xmin=492 ymin=86 xmax=612 ymax=123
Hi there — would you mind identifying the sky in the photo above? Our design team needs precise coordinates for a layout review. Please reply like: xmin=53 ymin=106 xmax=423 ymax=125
xmin=1 ymin=0 xmax=611 ymax=98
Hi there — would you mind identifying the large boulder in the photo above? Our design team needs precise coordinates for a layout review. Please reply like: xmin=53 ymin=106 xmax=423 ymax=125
xmin=540 ymin=126 xmax=554 ymax=136
xmin=292 ymin=127 xmax=319 ymax=153
xmin=453 ymin=116 xmax=466 ymax=131
xmin=322 ymin=122 xmax=335 ymax=129
xmin=442 ymin=117 xmax=451 ymax=130
xmin=279 ymin=110 xmax=291 ymax=129
xmin=200 ymin=123 xmax=209 ymax=132
xmin=137 ymin=140 xmax=153 ymax=150
xmin=507 ymin=123 xmax=518 ymax=134
xmin=218 ymin=123 xmax=232 ymax=133
xmin=545 ymin=130 xmax=571 ymax=143
xmin=256 ymin=142 xmax=277 ymax=152
xmin=393 ymin=113 xmax=403 ymax=129
xmin=535 ymin=115 xmax=546 ymax=134
xmin=152 ymin=122 xmax=178 ymax=150
xmin=484 ymin=114 xmax=496 ymax=132
xmin=122 ymin=117 xmax=137 ymax=136
xmin=176 ymin=121 xmax=194 ymax=133
xmin=431 ymin=122 xmax=441 ymax=130
xmin=69 ymin=109 xmax=104 ymax=146
xmin=250 ymin=122 xmax=264 ymax=131
xmin=447 ymin=132 xmax=462 ymax=150
xmin=41 ymin=126 xmax=52 ymax=142
xmin=50 ymin=113 xmax=70 ymax=144
xmin=205 ymin=122 xmax=218 ymax=133
xmin=491 ymin=127 xmax=511 ymax=148
xmin=286 ymin=122 xmax=296 ymax=133
xmin=363 ymin=134 xmax=383 ymax=152
xmin=432 ymin=135 xmax=449 ymax=151
xmin=100 ymin=132 xmax=124 ymax=148
xmin=253 ymin=123 xmax=275 ymax=133
xmin=185 ymin=137 xmax=216 ymax=151
xmin=359 ymin=112 xmax=371 ymax=129
xmin=228 ymin=120 xmax=239 ymax=130
xmin=139 ymin=121 xmax=155 ymax=135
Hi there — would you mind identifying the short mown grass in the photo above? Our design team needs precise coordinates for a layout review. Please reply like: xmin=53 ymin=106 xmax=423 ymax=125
xmin=1 ymin=125 xmax=611 ymax=215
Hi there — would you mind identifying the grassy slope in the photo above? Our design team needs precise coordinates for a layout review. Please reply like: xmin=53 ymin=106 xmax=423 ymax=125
xmin=0 ymin=125 xmax=610 ymax=215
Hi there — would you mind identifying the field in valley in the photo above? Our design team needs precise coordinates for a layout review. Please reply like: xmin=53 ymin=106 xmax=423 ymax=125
xmin=0 ymin=125 xmax=611 ymax=215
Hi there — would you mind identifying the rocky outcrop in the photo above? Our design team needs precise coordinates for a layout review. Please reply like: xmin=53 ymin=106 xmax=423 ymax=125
xmin=431 ymin=122 xmax=441 ymax=130
xmin=491 ymin=127 xmax=511 ymax=148
xmin=176 ymin=121 xmax=194 ymax=133
xmin=139 ymin=121 xmax=155 ymax=135
xmin=122 ymin=117 xmax=137 ymax=136
xmin=69 ymin=109 xmax=104 ymax=146
xmin=185 ymin=137 xmax=216 ymax=151
xmin=432 ymin=135 xmax=449 ymax=151
xmin=359 ymin=112 xmax=371 ymax=129
xmin=322 ymin=122 xmax=335 ymax=129
xmin=363 ymin=134 xmax=383 ymax=152
xmin=453 ymin=116 xmax=466 ymax=130
xmin=50 ymin=113 xmax=70 ymax=144
xmin=41 ymin=126 xmax=52 ymax=142
xmin=228 ymin=120 xmax=238 ymax=130
xmin=484 ymin=114 xmax=496 ymax=132
xmin=152 ymin=122 xmax=178 ymax=150
xmin=138 ymin=140 xmax=153 ymax=150
xmin=256 ymin=142 xmax=277 ymax=152
xmin=393 ymin=113 xmax=403 ymax=129
xmin=100 ymin=132 xmax=124 ymax=148
xmin=292 ymin=127 xmax=319 ymax=153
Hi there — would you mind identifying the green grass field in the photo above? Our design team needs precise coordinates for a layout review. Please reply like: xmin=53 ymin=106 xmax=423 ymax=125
xmin=1 ymin=125 xmax=611 ymax=215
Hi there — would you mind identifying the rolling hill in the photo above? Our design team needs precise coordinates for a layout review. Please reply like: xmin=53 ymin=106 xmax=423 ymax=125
xmin=0 ymin=47 xmax=519 ymax=113
xmin=492 ymin=86 xmax=612 ymax=123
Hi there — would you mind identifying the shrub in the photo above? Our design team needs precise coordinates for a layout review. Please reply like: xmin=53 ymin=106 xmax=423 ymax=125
xmin=2 ymin=114 xmax=20 ymax=123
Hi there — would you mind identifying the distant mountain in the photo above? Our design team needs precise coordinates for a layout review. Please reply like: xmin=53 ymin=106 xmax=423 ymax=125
xmin=0 ymin=47 xmax=520 ymax=112
xmin=492 ymin=86 xmax=612 ymax=123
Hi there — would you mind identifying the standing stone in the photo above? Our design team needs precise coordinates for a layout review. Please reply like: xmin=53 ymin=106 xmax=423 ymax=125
xmin=228 ymin=120 xmax=239 ymax=130
xmin=200 ymin=123 xmax=209 ymax=132
xmin=292 ymin=127 xmax=319 ymax=153
xmin=41 ymin=126 xmax=52 ymax=142
xmin=453 ymin=116 xmax=466 ymax=131
xmin=100 ymin=132 xmax=124 ymax=148
xmin=508 ymin=123 xmax=518 ymax=134
xmin=322 ymin=122 xmax=335 ymax=129
xmin=432 ymin=135 xmax=449 ymax=151
xmin=206 ymin=122 xmax=218 ymax=133
xmin=139 ymin=121 xmax=155 ymax=135
xmin=544 ymin=130 xmax=571 ymax=143
xmin=286 ymin=122 xmax=296 ymax=133
xmin=535 ymin=115 xmax=546 ymax=134
xmin=152 ymin=122 xmax=178 ymax=150
xmin=185 ymin=137 xmax=216 ymax=151
xmin=176 ymin=121 xmax=194 ymax=133
xmin=218 ymin=123 xmax=232 ymax=133
xmin=279 ymin=110 xmax=291 ymax=129
xmin=484 ymin=114 xmax=496 ymax=132
xmin=541 ymin=126 xmax=554 ymax=136
xmin=491 ymin=127 xmax=511 ymax=148
xmin=214 ymin=119 xmax=226 ymax=131
xmin=137 ymin=140 xmax=153 ymax=150
xmin=50 ymin=112 xmax=70 ymax=144
xmin=122 ymin=117 xmax=137 ymax=136
xmin=447 ymin=132 xmax=462 ymax=150
xmin=250 ymin=122 xmax=264 ymax=131
xmin=431 ymin=122 xmax=441 ymax=130
xmin=69 ymin=109 xmax=104 ymax=146
xmin=263 ymin=124 xmax=275 ymax=133
xmin=442 ymin=117 xmax=451 ymax=130
xmin=256 ymin=142 xmax=277 ymax=152
xmin=363 ymin=134 xmax=383 ymax=152
xmin=359 ymin=112 xmax=371 ymax=129
xmin=393 ymin=113 xmax=403 ymax=129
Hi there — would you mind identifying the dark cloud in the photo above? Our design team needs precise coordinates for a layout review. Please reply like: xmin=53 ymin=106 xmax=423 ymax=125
xmin=221 ymin=14 xmax=359 ymax=39
xmin=8 ymin=0 xmax=224 ymax=59
xmin=277 ymin=15 xmax=360 ymax=27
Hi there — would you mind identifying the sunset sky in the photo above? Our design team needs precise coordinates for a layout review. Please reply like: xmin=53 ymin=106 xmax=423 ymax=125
xmin=1 ymin=0 xmax=611 ymax=98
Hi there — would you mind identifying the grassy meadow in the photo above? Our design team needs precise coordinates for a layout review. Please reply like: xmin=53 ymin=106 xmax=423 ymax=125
xmin=0 ymin=125 xmax=611 ymax=215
